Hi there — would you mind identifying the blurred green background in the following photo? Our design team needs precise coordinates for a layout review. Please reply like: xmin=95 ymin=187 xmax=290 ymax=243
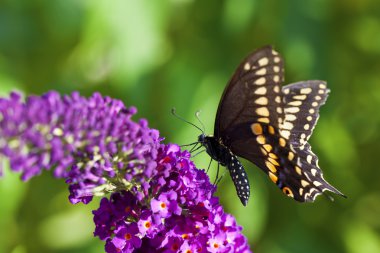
xmin=1 ymin=0 xmax=380 ymax=252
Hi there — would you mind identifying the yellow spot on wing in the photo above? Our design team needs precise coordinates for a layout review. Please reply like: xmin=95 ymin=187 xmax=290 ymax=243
xmin=295 ymin=166 xmax=302 ymax=175
xmin=258 ymin=117 xmax=270 ymax=123
xmin=268 ymin=125 xmax=275 ymax=134
xmin=244 ymin=62 xmax=251 ymax=70
xmin=282 ymin=187 xmax=294 ymax=197
xmin=263 ymin=144 xmax=272 ymax=152
xmin=279 ymin=137 xmax=286 ymax=147
xmin=301 ymin=180 xmax=310 ymax=187
xmin=288 ymin=151 xmax=294 ymax=161
xmin=268 ymin=157 xmax=279 ymax=166
xmin=256 ymin=135 xmax=266 ymax=144
xmin=251 ymin=123 xmax=263 ymax=135
xmin=265 ymin=161 xmax=277 ymax=173
xmin=268 ymin=152 xmax=278 ymax=159
xmin=269 ymin=172 xmax=278 ymax=183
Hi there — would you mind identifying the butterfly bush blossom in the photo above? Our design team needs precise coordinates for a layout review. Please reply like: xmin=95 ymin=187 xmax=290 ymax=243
xmin=0 ymin=91 xmax=251 ymax=253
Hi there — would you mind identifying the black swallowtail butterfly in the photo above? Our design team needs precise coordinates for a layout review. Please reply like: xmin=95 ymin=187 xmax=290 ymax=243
xmin=198 ymin=46 xmax=345 ymax=206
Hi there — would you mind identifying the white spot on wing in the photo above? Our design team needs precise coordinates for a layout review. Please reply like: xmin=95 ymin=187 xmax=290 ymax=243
xmin=285 ymin=107 xmax=300 ymax=113
xmin=255 ymin=97 xmax=268 ymax=105
xmin=255 ymin=87 xmax=267 ymax=95
xmin=256 ymin=107 xmax=270 ymax=117
xmin=256 ymin=68 xmax=267 ymax=75
xmin=255 ymin=77 xmax=266 ymax=85
xmin=300 ymin=88 xmax=312 ymax=94
xmin=288 ymin=100 xmax=302 ymax=106
xmin=285 ymin=114 xmax=297 ymax=121
xmin=258 ymin=57 xmax=269 ymax=66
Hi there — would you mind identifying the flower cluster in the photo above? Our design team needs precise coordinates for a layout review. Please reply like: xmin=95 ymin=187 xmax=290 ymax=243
xmin=94 ymin=144 xmax=251 ymax=252
xmin=0 ymin=91 xmax=252 ymax=252
xmin=0 ymin=91 xmax=160 ymax=204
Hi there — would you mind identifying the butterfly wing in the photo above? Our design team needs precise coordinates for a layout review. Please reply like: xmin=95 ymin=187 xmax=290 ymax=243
xmin=279 ymin=81 xmax=345 ymax=201
xmin=214 ymin=45 xmax=285 ymax=168
xmin=214 ymin=45 xmax=287 ymax=197
xmin=215 ymin=46 xmax=344 ymax=202
xmin=215 ymin=45 xmax=284 ymax=139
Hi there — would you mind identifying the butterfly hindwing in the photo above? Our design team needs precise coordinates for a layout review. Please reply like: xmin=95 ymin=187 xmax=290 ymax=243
xmin=275 ymin=80 xmax=345 ymax=201
xmin=288 ymin=143 xmax=345 ymax=201
xmin=281 ymin=80 xmax=329 ymax=145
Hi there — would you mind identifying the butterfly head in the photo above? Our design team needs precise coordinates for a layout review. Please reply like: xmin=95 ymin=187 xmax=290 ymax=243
xmin=198 ymin=133 xmax=206 ymax=143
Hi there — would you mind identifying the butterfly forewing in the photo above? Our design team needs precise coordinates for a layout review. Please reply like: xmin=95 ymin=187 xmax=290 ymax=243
xmin=215 ymin=46 xmax=285 ymax=141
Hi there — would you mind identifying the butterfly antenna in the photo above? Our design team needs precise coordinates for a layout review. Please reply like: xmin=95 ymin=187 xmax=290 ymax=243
xmin=171 ymin=108 xmax=204 ymax=133
xmin=195 ymin=110 xmax=206 ymax=133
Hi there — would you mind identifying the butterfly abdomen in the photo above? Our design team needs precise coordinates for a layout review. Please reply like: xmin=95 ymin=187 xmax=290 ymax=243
xmin=227 ymin=154 xmax=250 ymax=206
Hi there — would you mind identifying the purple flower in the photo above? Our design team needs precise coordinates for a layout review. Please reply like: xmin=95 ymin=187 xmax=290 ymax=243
xmin=106 ymin=223 xmax=142 ymax=253
xmin=93 ymin=144 xmax=251 ymax=252
xmin=0 ymin=91 xmax=160 ymax=204
xmin=0 ymin=91 xmax=252 ymax=253
xmin=151 ymin=190 xmax=182 ymax=219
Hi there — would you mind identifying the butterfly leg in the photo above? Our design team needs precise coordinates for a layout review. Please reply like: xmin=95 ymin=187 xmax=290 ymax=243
xmin=213 ymin=163 xmax=221 ymax=185
xmin=191 ymin=149 xmax=205 ymax=158
xmin=215 ymin=167 xmax=227 ymax=186
xmin=206 ymin=158 xmax=212 ymax=173
xmin=189 ymin=143 xmax=202 ymax=153
xmin=180 ymin=141 xmax=199 ymax=148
